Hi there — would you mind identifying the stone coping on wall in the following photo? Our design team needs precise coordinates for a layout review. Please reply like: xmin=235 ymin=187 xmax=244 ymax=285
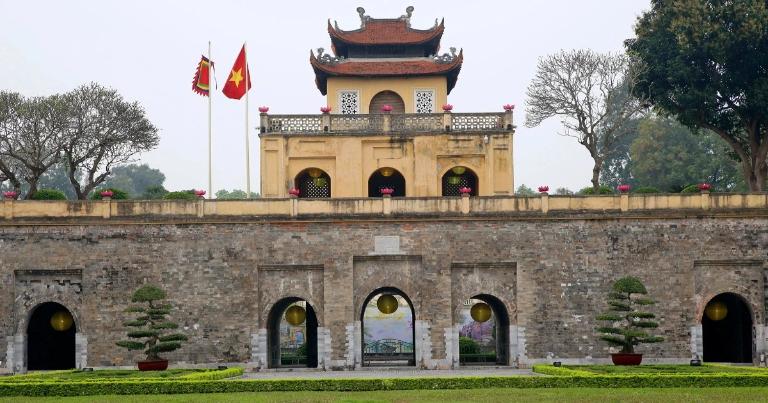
xmin=1 ymin=193 xmax=767 ymax=222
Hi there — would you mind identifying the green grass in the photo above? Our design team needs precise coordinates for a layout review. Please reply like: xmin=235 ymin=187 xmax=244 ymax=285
xmin=551 ymin=364 xmax=768 ymax=375
xmin=2 ymin=387 xmax=768 ymax=403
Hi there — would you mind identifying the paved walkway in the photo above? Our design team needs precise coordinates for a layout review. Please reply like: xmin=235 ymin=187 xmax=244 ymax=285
xmin=241 ymin=367 xmax=537 ymax=379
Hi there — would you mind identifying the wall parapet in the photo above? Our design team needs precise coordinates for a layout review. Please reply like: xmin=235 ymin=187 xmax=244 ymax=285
xmin=259 ymin=110 xmax=513 ymax=136
xmin=2 ymin=193 xmax=767 ymax=222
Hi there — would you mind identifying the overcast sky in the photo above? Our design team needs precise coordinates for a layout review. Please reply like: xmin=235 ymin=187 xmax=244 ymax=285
xmin=0 ymin=0 xmax=650 ymax=194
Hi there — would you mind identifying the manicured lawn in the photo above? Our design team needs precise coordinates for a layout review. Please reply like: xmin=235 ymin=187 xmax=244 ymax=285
xmin=2 ymin=387 xmax=768 ymax=402
xmin=557 ymin=364 xmax=768 ymax=375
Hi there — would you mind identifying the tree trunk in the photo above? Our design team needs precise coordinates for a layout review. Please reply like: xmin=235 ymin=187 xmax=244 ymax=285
xmin=741 ymin=159 xmax=766 ymax=192
xmin=591 ymin=158 xmax=602 ymax=191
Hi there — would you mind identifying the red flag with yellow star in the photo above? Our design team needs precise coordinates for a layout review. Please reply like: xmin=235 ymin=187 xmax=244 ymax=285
xmin=222 ymin=45 xmax=251 ymax=100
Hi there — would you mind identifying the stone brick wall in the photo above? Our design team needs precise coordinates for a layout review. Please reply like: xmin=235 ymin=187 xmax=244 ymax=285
xmin=1 ymin=213 xmax=766 ymax=370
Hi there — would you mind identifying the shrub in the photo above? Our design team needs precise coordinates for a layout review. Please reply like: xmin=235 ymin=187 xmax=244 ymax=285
xmin=578 ymin=185 xmax=613 ymax=195
xmin=459 ymin=337 xmax=481 ymax=354
xmin=681 ymin=184 xmax=700 ymax=193
xmin=596 ymin=276 xmax=663 ymax=354
xmin=90 ymin=188 xmax=129 ymax=200
xmin=30 ymin=189 xmax=67 ymax=200
xmin=142 ymin=185 xmax=168 ymax=200
xmin=163 ymin=191 xmax=196 ymax=200
xmin=116 ymin=285 xmax=188 ymax=362
xmin=632 ymin=186 xmax=660 ymax=194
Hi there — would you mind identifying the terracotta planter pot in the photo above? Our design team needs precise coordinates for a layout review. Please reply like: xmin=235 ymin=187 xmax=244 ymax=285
xmin=137 ymin=359 xmax=169 ymax=371
xmin=611 ymin=353 xmax=643 ymax=366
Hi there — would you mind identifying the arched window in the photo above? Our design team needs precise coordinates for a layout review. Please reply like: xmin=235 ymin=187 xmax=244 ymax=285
xmin=458 ymin=294 xmax=510 ymax=366
xmin=361 ymin=287 xmax=415 ymax=367
xmin=369 ymin=91 xmax=405 ymax=114
xmin=368 ymin=167 xmax=406 ymax=197
xmin=267 ymin=298 xmax=318 ymax=368
xmin=295 ymin=168 xmax=331 ymax=198
xmin=702 ymin=292 xmax=753 ymax=363
xmin=27 ymin=302 xmax=76 ymax=370
xmin=442 ymin=166 xmax=478 ymax=196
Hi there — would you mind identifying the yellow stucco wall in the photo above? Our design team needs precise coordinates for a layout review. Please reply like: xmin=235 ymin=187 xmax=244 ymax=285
xmin=259 ymin=130 xmax=514 ymax=198
xmin=326 ymin=76 xmax=448 ymax=113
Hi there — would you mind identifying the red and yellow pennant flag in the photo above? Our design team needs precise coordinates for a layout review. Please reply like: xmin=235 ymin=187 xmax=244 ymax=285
xmin=192 ymin=56 xmax=213 ymax=96
xmin=222 ymin=45 xmax=251 ymax=100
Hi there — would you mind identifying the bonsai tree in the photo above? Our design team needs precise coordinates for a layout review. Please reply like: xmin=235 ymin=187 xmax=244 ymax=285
xmin=116 ymin=285 xmax=187 ymax=363
xmin=596 ymin=276 xmax=663 ymax=354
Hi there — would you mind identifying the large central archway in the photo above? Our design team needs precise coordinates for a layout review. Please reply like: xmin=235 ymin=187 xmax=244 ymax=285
xmin=458 ymin=294 xmax=510 ymax=366
xmin=27 ymin=302 xmax=76 ymax=370
xmin=267 ymin=298 xmax=318 ymax=368
xmin=702 ymin=292 xmax=753 ymax=363
xmin=369 ymin=91 xmax=405 ymax=114
xmin=361 ymin=287 xmax=415 ymax=367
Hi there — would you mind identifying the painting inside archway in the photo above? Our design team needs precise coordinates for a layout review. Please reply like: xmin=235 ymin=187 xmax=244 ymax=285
xmin=362 ymin=293 xmax=414 ymax=366
xmin=268 ymin=299 xmax=318 ymax=368
xmin=458 ymin=296 xmax=509 ymax=365
xmin=27 ymin=302 xmax=76 ymax=370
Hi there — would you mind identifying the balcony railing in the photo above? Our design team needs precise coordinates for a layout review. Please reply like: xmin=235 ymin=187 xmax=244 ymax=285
xmin=260 ymin=111 xmax=514 ymax=135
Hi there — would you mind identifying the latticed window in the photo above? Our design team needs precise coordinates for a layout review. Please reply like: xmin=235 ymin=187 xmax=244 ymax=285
xmin=441 ymin=166 xmax=478 ymax=196
xmin=295 ymin=168 xmax=331 ymax=198
xmin=414 ymin=90 xmax=434 ymax=114
xmin=339 ymin=90 xmax=360 ymax=114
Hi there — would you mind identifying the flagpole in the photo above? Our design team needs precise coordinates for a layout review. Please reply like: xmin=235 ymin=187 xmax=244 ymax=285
xmin=244 ymin=42 xmax=251 ymax=198
xmin=208 ymin=41 xmax=213 ymax=198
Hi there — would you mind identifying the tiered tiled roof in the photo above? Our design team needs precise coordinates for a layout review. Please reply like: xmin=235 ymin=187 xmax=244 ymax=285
xmin=310 ymin=50 xmax=463 ymax=95
xmin=311 ymin=7 xmax=463 ymax=95
xmin=328 ymin=18 xmax=444 ymax=49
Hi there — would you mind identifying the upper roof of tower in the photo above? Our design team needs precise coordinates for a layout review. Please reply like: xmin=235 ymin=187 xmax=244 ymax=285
xmin=310 ymin=6 xmax=463 ymax=95
xmin=327 ymin=6 xmax=444 ymax=55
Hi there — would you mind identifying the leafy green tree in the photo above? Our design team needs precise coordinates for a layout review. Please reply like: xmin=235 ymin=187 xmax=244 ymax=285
xmin=627 ymin=1 xmax=768 ymax=191
xmin=514 ymin=184 xmax=535 ymax=196
xmin=116 ymin=285 xmax=187 ymax=362
xmin=596 ymin=276 xmax=663 ymax=354
xmin=630 ymin=118 xmax=743 ymax=192
xmin=555 ymin=187 xmax=574 ymax=195
xmin=102 ymin=164 xmax=165 ymax=198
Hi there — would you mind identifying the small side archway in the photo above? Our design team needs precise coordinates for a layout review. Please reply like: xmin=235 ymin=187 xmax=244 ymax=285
xmin=458 ymin=294 xmax=510 ymax=366
xmin=369 ymin=91 xmax=405 ymax=114
xmin=267 ymin=297 xmax=318 ymax=368
xmin=442 ymin=166 xmax=478 ymax=196
xmin=360 ymin=287 xmax=415 ymax=367
xmin=368 ymin=168 xmax=406 ymax=197
xmin=294 ymin=168 xmax=331 ymax=198
xmin=27 ymin=302 xmax=77 ymax=370
xmin=702 ymin=292 xmax=753 ymax=363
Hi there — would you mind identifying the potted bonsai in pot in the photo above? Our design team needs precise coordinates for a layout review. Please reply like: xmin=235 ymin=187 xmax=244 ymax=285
xmin=596 ymin=276 xmax=663 ymax=365
xmin=116 ymin=285 xmax=188 ymax=371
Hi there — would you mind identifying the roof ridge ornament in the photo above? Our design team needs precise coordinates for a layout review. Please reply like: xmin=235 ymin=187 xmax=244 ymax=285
xmin=400 ymin=6 xmax=414 ymax=27
xmin=434 ymin=47 xmax=458 ymax=64
xmin=357 ymin=7 xmax=370 ymax=28
xmin=315 ymin=48 xmax=344 ymax=65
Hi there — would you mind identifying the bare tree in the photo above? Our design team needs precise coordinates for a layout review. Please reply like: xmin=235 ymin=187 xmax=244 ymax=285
xmin=525 ymin=50 xmax=644 ymax=191
xmin=0 ymin=91 xmax=68 ymax=198
xmin=62 ymin=83 xmax=159 ymax=199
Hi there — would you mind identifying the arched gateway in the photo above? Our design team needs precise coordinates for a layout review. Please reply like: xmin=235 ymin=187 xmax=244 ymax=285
xmin=267 ymin=298 xmax=319 ymax=368
xmin=459 ymin=294 xmax=510 ymax=366
xmin=361 ymin=287 xmax=415 ymax=366
xmin=702 ymin=293 xmax=753 ymax=363
xmin=27 ymin=302 xmax=76 ymax=370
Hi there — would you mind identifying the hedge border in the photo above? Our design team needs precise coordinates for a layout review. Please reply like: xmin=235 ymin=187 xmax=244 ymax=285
xmin=0 ymin=368 xmax=243 ymax=385
xmin=2 ymin=373 xmax=768 ymax=397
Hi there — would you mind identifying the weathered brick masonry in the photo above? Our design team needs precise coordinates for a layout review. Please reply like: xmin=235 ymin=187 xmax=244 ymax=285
xmin=2 ymin=205 xmax=767 ymax=370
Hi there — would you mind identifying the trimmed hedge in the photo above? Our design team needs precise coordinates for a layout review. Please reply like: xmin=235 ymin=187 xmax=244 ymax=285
xmin=2 ymin=372 xmax=768 ymax=396
xmin=30 ymin=189 xmax=67 ymax=200
xmin=180 ymin=367 xmax=244 ymax=380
